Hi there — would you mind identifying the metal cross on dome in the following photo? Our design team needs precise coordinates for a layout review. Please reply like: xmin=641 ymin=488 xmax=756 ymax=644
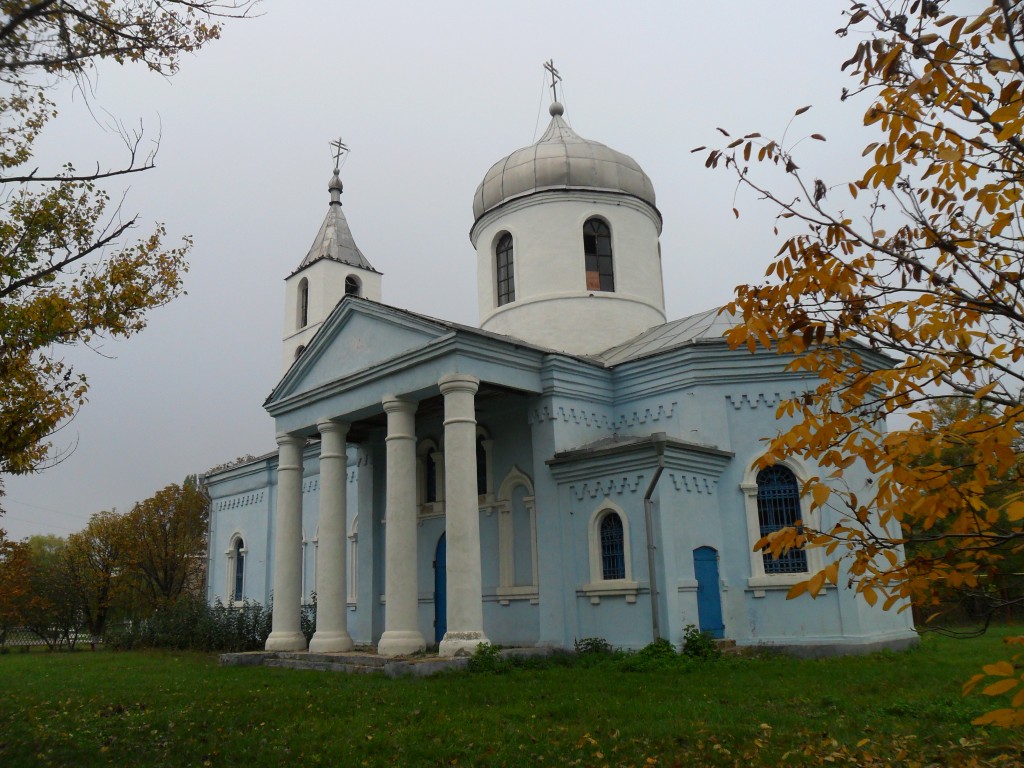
xmin=330 ymin=137 xmax=349 ymax=170
xmin=544 ymin=59 xmax=561 ymax=102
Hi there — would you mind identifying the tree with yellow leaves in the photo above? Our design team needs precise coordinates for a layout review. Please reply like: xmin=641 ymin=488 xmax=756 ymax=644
xmin=701 ymin=1 xmax=1024 ymax=725
xmin=0 ymin=1 xmax=254 ymax=495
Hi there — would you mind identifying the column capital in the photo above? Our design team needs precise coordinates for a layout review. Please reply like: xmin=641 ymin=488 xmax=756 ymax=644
xmin=276 ymin=432 xmax=305 ymax=448
xmin=382 ymin=396 xmax=417 ymax=415
xmin=438 ymin=373 xmax=480 ymax=396
xmin=317 ymin=418 xmax=351 ymax=436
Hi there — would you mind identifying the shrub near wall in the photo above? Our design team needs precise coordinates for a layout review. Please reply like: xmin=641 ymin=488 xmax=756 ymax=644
xmin=106 ymin=597 xmax=273 ymax=652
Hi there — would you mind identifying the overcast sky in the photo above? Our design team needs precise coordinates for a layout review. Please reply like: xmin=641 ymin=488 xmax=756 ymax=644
xmin=2 ymin=1 xmax=873 ymax=541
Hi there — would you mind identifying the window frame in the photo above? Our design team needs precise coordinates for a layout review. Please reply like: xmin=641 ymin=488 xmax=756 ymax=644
xmin=345 ymin=274 xmax=361 ymax=297
xmin=226 ymin=533 xmax=247 ymax=602
xmin=741 ymin=456 xmax=822 ymax=592
xmin=581 ymin=502 xmax=639 ymax=604
xmin=495 ymin=232 xmax=515 ymax=307
xmin=297 ymin=277 xmax=309 ymax=328
xmin=416 ymin=438 xmax=444 ymax=517
xmin=496 ymin=466 xmax=538 ymax=603
xmin=583 ymin=217 xmax=615 ymax=292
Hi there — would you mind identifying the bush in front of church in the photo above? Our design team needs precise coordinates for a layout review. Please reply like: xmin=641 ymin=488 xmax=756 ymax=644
xmin=106 ymin=595 xmax=272 ymax=652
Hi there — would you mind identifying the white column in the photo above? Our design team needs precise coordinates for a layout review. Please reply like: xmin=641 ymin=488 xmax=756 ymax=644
xmin=309 ymin=419 xmax=354 ymax=653
xmin=266 ymin=433 xmax=307 ymax=651
xmin=377 ymin=397 xmax=425 ymax=656
xmin=438 ymin=373 xmax=490 ymax=657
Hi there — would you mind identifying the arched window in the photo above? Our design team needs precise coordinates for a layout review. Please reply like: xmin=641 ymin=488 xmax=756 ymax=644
xmin=496 ymin=467 xmax=538 ymax=601
xmin=755 ymin=465 xmax=807 ymax=575
xmin=476 ymin=434 xmax=488 ymax=496
xmin=231 ymin=537 xmax=245 ymax=601
xmin=297 ymin=277 xmax=309 ymax=328
xmin=599 ymin=513 xmax=626 ymax=580
xmin=495 ymin=232 xmax=515 ymax=306
xmin=583 ymin=503 xmax=638 ymax=602
xmin=294 ymin=344 xmax=306 ymax=360
xmin=583 ymin=218 xmax=614 ymax=292
xmin=417 ymin=439 xmax=444 ymax=514
xmin=345 ymin=275 xmax=361 ymax=296
xmin=425 ymin=450 xmax=438 ymax=503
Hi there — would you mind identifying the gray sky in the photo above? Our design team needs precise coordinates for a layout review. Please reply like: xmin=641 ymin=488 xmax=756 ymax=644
xmin=2 ymin=1 xmax=870 ymax=541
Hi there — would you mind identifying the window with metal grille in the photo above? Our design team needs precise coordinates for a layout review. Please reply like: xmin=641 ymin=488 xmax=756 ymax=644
xmin=496 ymin=233 xmax=515 ymax=306
xmin=232 ymin=537 xmax=245 ymax=601
xmin=583 ymin=218 xmax=614 ymax=292
xmin=756 ymin=466 xmax=807 ymax=574
xmin=600 ymin=513 xmax=626 ymax=580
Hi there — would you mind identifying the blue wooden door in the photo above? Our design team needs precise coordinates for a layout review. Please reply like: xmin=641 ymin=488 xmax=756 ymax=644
xmin=693 ymin=546 xmax=724 ymax=638
xmin=434 ymin=533 xmax=447 ymax=643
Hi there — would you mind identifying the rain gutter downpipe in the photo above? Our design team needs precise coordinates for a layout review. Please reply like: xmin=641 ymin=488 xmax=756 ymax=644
xmin=644 ymin=432 xmax=667 ymax=642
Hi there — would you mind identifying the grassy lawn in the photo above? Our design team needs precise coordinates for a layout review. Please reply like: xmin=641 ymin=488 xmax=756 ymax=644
xmin=1 ymin=630 xmax=1022 ymax=767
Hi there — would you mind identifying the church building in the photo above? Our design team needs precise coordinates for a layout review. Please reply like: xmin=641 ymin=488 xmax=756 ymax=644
xmin=205 ymin=86 xmax=917 ymax=657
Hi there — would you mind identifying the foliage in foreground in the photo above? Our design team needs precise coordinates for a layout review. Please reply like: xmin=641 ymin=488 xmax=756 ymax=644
xmin=701 ymin=0 xmax=1024 ymax=725
xmin=1 ymin=631 xmax=1021 ymax=767
xmin=0 ymin=1 xmax=253 ymax=494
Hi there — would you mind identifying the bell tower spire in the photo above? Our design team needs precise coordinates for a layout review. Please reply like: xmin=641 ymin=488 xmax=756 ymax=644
xmin=280 ymin=140 xmax=384 ymax=372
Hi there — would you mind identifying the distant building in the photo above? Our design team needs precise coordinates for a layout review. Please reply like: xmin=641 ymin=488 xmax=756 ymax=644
xmin=205 ymin=91 xmax=916 ymax=657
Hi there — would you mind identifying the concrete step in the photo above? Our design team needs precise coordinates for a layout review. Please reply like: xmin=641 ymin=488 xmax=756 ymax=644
xmin=265 ymin=658 xmax=383 ymax=674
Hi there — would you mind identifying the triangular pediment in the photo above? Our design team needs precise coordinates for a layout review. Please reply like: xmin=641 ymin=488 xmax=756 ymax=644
xmin=268 ymin=298 xmax=453 ymax=405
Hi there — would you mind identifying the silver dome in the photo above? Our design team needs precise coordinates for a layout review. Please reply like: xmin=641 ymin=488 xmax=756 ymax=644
xmin=472 ymin=102 xmax=657 ymax=221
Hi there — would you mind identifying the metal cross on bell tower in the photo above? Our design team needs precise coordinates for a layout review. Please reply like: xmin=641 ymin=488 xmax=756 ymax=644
xmin=544 ymin=59 xmax=561 ymax=103
xmin=329 ymin=137 xmax=349 ymax=172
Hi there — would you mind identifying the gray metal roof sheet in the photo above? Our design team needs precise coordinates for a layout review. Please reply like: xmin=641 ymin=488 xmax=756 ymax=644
xmin=473 ymin=108 xmax=657 ymax=221
xmin=595 ymin=307 xmax=738 ymax=365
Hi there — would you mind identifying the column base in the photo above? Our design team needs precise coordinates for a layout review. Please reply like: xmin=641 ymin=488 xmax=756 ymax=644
xmin=439 ymin=630 xmax=490 ymax=658
xmin=309 ymin=630 xmax=354 ymax=653
xmin=377 ymin=630 xmax=426 ymax=657
xmin=265 ymin=631 xmax=307 ymax=652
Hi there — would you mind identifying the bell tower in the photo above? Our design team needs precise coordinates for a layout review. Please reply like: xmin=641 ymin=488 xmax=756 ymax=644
xmin=282 ymin=143 xmax=382 ymax=371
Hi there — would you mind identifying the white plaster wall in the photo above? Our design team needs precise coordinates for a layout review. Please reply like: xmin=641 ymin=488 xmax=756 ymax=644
xmin=281 ymin=260 xmax=383 ymax=371
xmin=472 ymin=192 xmax=666 ymax=355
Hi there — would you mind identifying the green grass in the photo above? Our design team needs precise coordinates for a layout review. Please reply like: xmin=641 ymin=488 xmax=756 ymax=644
xmin=1 ymin=630 xmax=1022 ymax=767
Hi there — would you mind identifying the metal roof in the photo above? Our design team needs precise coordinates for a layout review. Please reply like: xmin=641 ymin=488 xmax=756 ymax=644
xmin=297 ymin=171 xmax=378 ymax=274
xmin=594 ymin=306 xmax=738 ymax=365
xmin=473 ymin=102 xmax=657 ymax=221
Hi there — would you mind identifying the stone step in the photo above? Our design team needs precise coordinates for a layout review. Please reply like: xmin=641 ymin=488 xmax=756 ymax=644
xmin=275 ymin=651 xmax=388 ymax=667
xmin=265 ymin=658 xmax=383 ymax=674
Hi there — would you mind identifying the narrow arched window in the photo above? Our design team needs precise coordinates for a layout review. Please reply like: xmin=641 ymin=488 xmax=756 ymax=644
xmin=476 ymin=433 xmax=488 ymax=495
xmin=297 ymin=277 xmax=309 ymax=328
xmin=756 ymin=465 xmax=807 ymax=574
xmin=495 ymin=232 xmax=515 ymax=306
xmin=425 ymin=450 xmax=438 ymax=503
xmin=583 ymin=218 xmax=614 ymax=291
xmin=599 ymin=513 xmax=626 ymax=580
xmin=345 ymin=275 xmax=361 ymax=296
xmin=294 ymin=344 xmax=305 ymax=360
xmin=232 ymin=537 xmax=245 ymax=601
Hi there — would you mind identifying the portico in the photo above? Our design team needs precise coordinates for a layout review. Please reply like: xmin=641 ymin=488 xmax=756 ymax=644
xmin=264 ymin=347 xmax=520 ymax=656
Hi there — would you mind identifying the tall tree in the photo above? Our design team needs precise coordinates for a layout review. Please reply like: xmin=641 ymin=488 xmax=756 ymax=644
xmin=124 ymin=480 xmax=208 ymax=610
xmin=20 ymin=533 xmax=81 ymax=648
xmin=0 ymin=534 xmax=33 ymax=642
xmin=0 ymin=1 xmax=253 ymax=495
xmin=65 ymin=509 xmax=130 ymax=641
xmin=700 ymin=1 xmax=1024 ymax=725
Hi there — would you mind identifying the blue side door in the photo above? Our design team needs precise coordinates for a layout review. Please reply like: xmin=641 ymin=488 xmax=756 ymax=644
xmin=434 ymin=533 xmax=447 ymax=644
xmin=693 ymin=546 xmax=724 ymax=638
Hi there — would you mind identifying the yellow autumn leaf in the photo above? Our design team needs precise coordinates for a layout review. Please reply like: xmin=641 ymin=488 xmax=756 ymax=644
xmin=982 ymin=678 xmax=1019 ymax=697
xmin=982 ymin=661 xmax=1015 ymax=677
